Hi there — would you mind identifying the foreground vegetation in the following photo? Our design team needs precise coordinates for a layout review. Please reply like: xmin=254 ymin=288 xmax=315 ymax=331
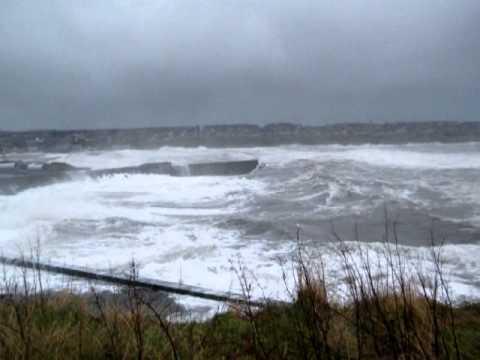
xmin=0 ymin=288 xmax=478 ymax=359
xmin=1 ymin=235 xmax=479 ymax=359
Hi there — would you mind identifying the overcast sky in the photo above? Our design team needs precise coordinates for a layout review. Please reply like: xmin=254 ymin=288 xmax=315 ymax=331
xmin=1 ymin=0 xmax=479 ymax=130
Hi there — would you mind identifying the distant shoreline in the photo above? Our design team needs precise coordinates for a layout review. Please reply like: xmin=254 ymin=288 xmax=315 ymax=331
xmin=2 ymin=121 xmax=480 ymax=153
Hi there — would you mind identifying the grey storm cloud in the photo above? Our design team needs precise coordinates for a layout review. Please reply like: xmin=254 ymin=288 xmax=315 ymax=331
xmin=0 ymin=0 xmax=479 ymax=130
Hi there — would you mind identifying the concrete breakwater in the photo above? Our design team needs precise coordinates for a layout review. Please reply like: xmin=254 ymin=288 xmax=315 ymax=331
xmin=0 ymin=255 xmax=266 ymax=306
xmin=91 ymin=159 xmax=259 ymax=177
xmin=0 ymin=159 xmax=259 ymax=194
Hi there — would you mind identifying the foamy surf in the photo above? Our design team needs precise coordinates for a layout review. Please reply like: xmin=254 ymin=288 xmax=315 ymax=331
xmin=0 ymin=143 xmax=479 ymax=311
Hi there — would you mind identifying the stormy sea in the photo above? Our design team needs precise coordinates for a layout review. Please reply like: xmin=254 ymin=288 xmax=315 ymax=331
xmin=1 ymin=142 xmax=480 ymax=309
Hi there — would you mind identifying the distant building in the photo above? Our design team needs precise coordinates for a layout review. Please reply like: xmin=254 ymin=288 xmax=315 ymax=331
xmin=26 ymin=137 xmax=45 ymax=151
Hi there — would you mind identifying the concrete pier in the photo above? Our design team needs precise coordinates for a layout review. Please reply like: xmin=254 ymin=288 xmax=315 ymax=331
xmin=0 ymin=256 xmax=267 ymax=307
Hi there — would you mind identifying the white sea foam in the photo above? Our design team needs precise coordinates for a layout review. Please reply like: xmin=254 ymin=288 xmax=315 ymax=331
xmin=14 ymin=142 xmax=480 ymax=172
xmin=55 ymin=147 xmax=252 ymax=170
xmin=337 ymin=148 xmax=480 ymax=169
xmin=2 ymin=239 xmax=479 ymax=306
xmin=1 ymin=143 xmax=480 ymax=311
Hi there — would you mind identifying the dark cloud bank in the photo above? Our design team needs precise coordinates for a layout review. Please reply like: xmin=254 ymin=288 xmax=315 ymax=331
xmin=1 ymin=0 xmax=479 ymax=130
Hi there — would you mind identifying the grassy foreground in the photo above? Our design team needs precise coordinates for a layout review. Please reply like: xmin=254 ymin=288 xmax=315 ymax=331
xmin=0 ymin=284 xmax=479 ymax=359
xmin=1 ymin=231 xmax=480 ymax=359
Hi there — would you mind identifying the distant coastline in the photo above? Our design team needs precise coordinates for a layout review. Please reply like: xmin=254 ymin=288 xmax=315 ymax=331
xmin=1 ymin=121 xmax=480 ymax=152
